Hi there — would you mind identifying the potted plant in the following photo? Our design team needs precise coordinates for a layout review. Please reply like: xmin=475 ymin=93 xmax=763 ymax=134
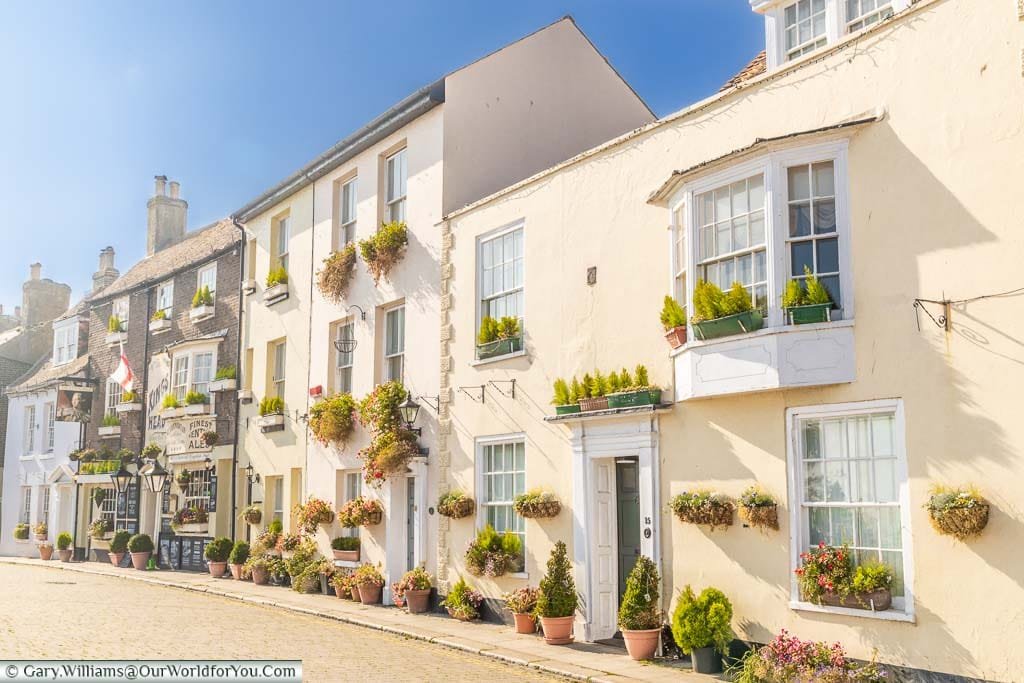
xmin=141 ymin=442 xmax=162 ymax=460
xmin=689 ymin=280 xmax=764 ymax=341
xmin=441 ymin=578 xmax=484 ymax=621
xmin=184 ymin=391 xmax=210 ymax=415
xmin=317 ymin=243 xmax=358 ymax=302
xmin=394 ymin=566 xmax=433 ymax=614
xmin=228 ymin=541 xmax=250 ymax=580
xmin=279 ymin=532 xmax=302 ymax=558
xmin=671 ymin=585 xmax=734 ymax=674
xmin=476 ymin=315 xmax=522 ymax=360
xmin=578 ymin=371 xmax=610 ymax=411
xmin=117 ymin=390 xmax=142 ymax=413
xmin=89 ymin=517 xmax=112 ymax=541
xmin=661 ymin=295 xmax=688 ymax=348
xmin=503 ymin=587 xmax=539 ymax=634
xmin=189 ymin=285 xmax=214 ymax=321
xmin=606 ymin=365 xmax=662 ymax=408
xmin=537 ymin=541 xmax=578 ymax=645
xmin=331 ymin=571 xmax=355 ymax=599
xmin=241 ymin=504 xmax=262 ymax=526
xmin=619 ymin=556 xmax=663 ymax=660
xmin=37 ymin=541 xmax=54 ymax=561
xmin=56 ymin=532 xmax=73 ymax=562
xmin=98 ymin=413 xmax=120 ymax=437
xmin=295 ymin=497 xmax=335 ymax=533
xmin=32 ymin=521 xmax=47 ymax=541
xmin=735 ymin=630 xmax=885 ymax=681
xmin=358 ymin=220 xmax=408 ymax=284
xmin=337 ymin=497 xmax=384 ymax=527
xmin=737 ymin=486 xmax=779 ymax=531
xmin=513 ymin=489 xmax=562 ymax=519
xmin=171 ymin=507 xmax=209 ymax=534
xmin=161 ymin=393 xmax=183 ymax=418
xmin=127 ymin=533 xmax=154 ymax=570
xmin=108 ymin=530 xmax=131 ymax=566
xmin=200 ymin=431 xmax=219 ymax=448
xmin=782 ymin=267 xmax=834 ymax=325
xmin=245 ymin=556 xmax=270 ymax=585
xmin=437 ymin=491 xmax=475 ymax=519
xmin=925 ymin=485 xmax=989 ymax=540
xmin=309 ymin=392 xmax=357 ymax=446
xmin=210 ymin=365 xmax=237 ymax=392
xmin=331 ymin=536 xmax=360 ymax=562
xmin=203 ymin=536 xmax=232 ymax=577
xmin=465 ymin=524 xmax=522 ymax=577
xmin=13 ymin=523 xmax=29 ymax=541
xmin=149 ymin=308 xmax=171 ymax=333
xmin=670 ymin=490 xmax=734 ymax=530
xmin=353 ymin=563 xmax=385 ymax=605
xmin=795 ymin=543 xmax=893 ymax=611
xmin=551 ymin=378 xmax=580 ymax=415
xmin=258 ymin=396 xmax=286 ymax=431
xmin=105 ymin=314 xmax=126 ymax=345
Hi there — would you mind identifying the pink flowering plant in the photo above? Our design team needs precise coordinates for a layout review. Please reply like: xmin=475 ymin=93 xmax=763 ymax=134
xmin=294 ymin=497 xmax=335 ymax=534
xmin=733 ymin=630 xmax=886 ymax=682
xmin=337 ymin=497 xmax=384 ymax=528
xmin=795 ymin=542 xmax=854 ymax=603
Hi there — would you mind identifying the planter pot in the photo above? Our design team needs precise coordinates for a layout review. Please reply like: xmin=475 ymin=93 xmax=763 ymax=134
xmin=98 ymin=426 xmax=121 ymax=437
xmin=332 ymin=549 xmax=359 ymax=562
xmin=263 ymin=283 xmax=289 ymax=304
xmin=357 ymin=583 xmax=382 ymax=605
xmin=607 ymin=389 xmax=662 ymax=409
xmin=475 ymin=335 xmax=522 ymax=361
xmin=184 ymin=403 xmax=211 ymax=415
xmin=349 ymin=586 xmax=362 ymax=601
xmin=393 ymin=594 xmax=405 ymax=609
xmin=207 ymin=561 xmax=227 ymax=577
xmin=446 ymin=608 xmax=477 ymax=622
xmin=364 ymin=510 xmax=383 ymax=526
xmin=229 ymin=564 xmax=244 ymax=580
xmin=539 ymin=616 xmax=574 ymax=645
xmin=821 ymin=589 xmax=892 ymax=612
xmin=578 ymin=396 xmax=609 ymax=412
xmin=512 ymin=612 xmax=537 ymax=634
xmin=173 ymin=523 xmax=209 ymax=535
xmin=691 ymin=310 xmax=764 ymax=341
xmin=105 ymin=332 xmax=127 ymax=347
xmin=149 ymin=318 xmax=172 ymax=334
xmin=786 ymin=303 xmax=833 ymax=325
xmin=57 ymin=549 xmax=73 ymax=563
xmin=38 ymin=546 xmax=54 ymax=561
xmin=333 ymin=584 xmax=349 ymax=599
xmin=34 ymin=534 xmax=47 ymax=542
xmin=739 ymin=503 xmax=779 ymax=531
xmin=622 ymin=628 xmax=661 ymax=661
xmin=691 ymin=646 xmax=721 ymax=674
xmin=554 ymin=404 xmax=581 ymax=415
xmin=258 ymin=414 xmax=285 ymax=433
xmin=929 ymin=504 xmax=990 ymax=540
xmin=189 ymin=304 xmax=214 ymax=322
xmin=251 ymin=566 xmax=269 ymax=585
xmin=115 ymin=402 xmax=141 ymax=414
xmin=210 ymin=378 xmax=237 ymax=393
xmin=320 ymin=575 xmax=332 ymax=595
xmin=665 ymin=325 xmax=688 ymax=349
xmin=109 ymin=552 xmax=125 ymax=567
xmin=130 ymin=551 xmax=151 ymax=570
xmin=404 ymin=588 xmax=431 ymax=614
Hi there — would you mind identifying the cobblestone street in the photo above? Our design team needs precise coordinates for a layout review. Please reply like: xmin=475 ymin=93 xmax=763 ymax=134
xmin=0 ymin=564 xmax=563 ymax=682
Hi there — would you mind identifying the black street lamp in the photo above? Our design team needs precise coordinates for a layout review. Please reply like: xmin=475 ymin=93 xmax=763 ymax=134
xmin=139 ymin=458 xmax=169 ymax=494
xmin=398 ymin=395 xmax=421 ymax=435
xmin=110 ymin=463 xmax=134 ymax=495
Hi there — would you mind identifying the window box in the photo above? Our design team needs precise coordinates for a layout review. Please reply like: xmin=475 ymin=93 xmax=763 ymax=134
xmin=184 ymin=403 xmax=212 ymax=416
xmin=162 ymin=406 xmax=186 ymax=419
xmin=785 ymin=303 xmax=833 ymax=325
xmin=242 ymin=278 xmax=257 ymax=294
xmin=149 ymin=318 xmax=172 ymax=334
xmin=607 ymin=389 xmax=662 ymax=409
xmin=105 ymin=332 xmax=127 ymax=347
xmin=579 ymin=396 xmax=609 ymax=411
xmin=475 ymin=335 xmax=522 ymax=361
xmin=665 ymin=325 xmax=688 ymax=349
xmin=258 ymin=414 xmax=285 ymax=433
xmin=98 ymin=426 xmax=121 ymax=438
xmin=189 ymin=305 xmax=214 ymax=323
xmin=115 ymin=402 xmax=141 ymax=414
xmin=555 ymin=404 xmax=581 ymax=416
xmin=174 ymin=523 xmax=208 ymax=536
xmin=691 ymin=311 xmax=764 ymax=341
xmin=263 ymin=283 xmax=289 ymax=305
xmin=238 ymin=390 xmax=254 ymax=404
xmin=818 ymin=589 xmax=892 ymax=612
xmin=209 ymin=378 xmax=237 ymax=393
xmin=332 ymin=549 xmax=360 ymax=562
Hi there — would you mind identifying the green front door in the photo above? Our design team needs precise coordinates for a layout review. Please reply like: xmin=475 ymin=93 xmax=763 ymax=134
xmin=615 ymin=460 xmax=641 ymax=602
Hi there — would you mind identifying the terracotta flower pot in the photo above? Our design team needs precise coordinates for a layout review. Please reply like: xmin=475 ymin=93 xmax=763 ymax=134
xmin=539 ymin=615 xmax=575 ymax=645
xmin=404 ymin=588 xmax=431 ymax=614
xmin=332 ymin=549 xmax=359 ymax=562
xmin=251 ymin=566 xmax=269 ymax=585
xmin=229 ymin=563 xmax=244 ymax=580
xmin=357 ymin=582 xmax=382 ymax=605
xmin=349 ymin=586 xmax=362 ymax=601
xmin=130 ymin=551 xmax=151 ymax=570
xmin=512 ymin=612 xmax=537 ymax=634
xmin=664 ymin=325 xmax=687 ymax=349
xmin=38 ymin=546 xmax=54 ymax=561
xmin=622 ymin=628 xmax=661 ymax=660
xmin=333 ymin=584 xmax=348 ymax=599
xmin=208 ymin=561 xmax=227 ymax=577
xmin=57 ymin=549 xmax=73 ymax=563
xmin=109 ymin=552 xmax=124 ymax=567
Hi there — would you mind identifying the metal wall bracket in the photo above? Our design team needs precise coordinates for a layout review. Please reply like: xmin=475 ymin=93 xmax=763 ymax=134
xmin=459 ymin=385 xmax=485 ymax=403
xmin=487 ymin=379 xmax=516 ymax=399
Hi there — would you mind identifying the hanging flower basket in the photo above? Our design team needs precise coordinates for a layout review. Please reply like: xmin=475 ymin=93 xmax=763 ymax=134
xmin=925 ymin=487 xmax=989 ymax=540
xmin=241 ymin=505 xmax=262 ymax=526
xmin=437 ymin=492 xmax=475 ymax=519
xmin=739 ymin=503 xmax=779 ymax=531
xmin=670 ymin=491 xmax=734 ymax=530
xmin=295 ymin=497 xmax=335 ymax=534
xmin=513 ymin=491 xmax=561 ymax=519
xmin=338 ymin=497 xmax=384 ymax=528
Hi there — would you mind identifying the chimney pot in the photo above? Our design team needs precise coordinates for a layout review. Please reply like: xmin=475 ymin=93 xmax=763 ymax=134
xmin=169 ymin=180 xmax=180 ymax=199
xmin=29 ymin=263 xmax=41 ymax=281
xmin=154 ymin=175 xmax=167 ymax=196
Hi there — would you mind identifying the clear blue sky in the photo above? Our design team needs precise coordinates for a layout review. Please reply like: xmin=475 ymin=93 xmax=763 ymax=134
xmin=0 ymin=1 xmax=762 ymax=310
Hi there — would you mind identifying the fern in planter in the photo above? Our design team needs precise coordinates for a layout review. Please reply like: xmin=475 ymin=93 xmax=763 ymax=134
xmin=359 ymin=221 xmax=408 ymax=283
xmin=215 ymin=365 xmax=236 ymax=380
xmin=661 ymin=295 xmax=687 ymax=330
xmin=317 ymin=243 xmax=358 ymax=303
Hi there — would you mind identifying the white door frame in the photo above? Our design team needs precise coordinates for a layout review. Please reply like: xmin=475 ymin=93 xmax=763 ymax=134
xmin=568 ymin=412 xmax=661 ymax=642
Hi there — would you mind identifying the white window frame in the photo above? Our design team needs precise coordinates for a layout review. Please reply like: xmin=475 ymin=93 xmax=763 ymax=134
xmin=40 ymin=487 xmax=50 ymax=529
xmin=844 ymin=0 xmax=894 ymax=31
xmin=20 ymin=487 xmax=31 ymax=525
xmin=53 ymin=322 xmax=77 ymax=366
xmin=384 ymin=148 xmax=407 ymax=224
xmin=475 ymin=434 xmax=527 ymax=570
xmin=275 ymin=215 xmax=291 ymax=273
xmin=105 ymin=379 xmax=121 ymax=417
xmin=156 ymin=281 xmax=174 ymax=317
xmin=271 ymin=477 xmax=284 ymax=522
xmin=271 ymin=340 xmax=286 ymax=399
xmin=197 ymin=262 xmax=217 ymax=299
xmin=44 ymin=402 xmax=55 ymax=452
xmin=24 ymin=405 xmax=36 ymax=454
xmin=786 ymin=399 xmax=915 ymax=622
xmin=181 ymin=467 xmax=213 ymax=512
xmin=672 ymin=140 xmax=853 ymax=332
xmin=383 ymin=305 xmax=405 ymax=383
xmin=337 ymin=176 xmax=357 ymax=247
xmin=334 ymin=320 xmax=354 ymax=394
xmin=112 ymin=297 xmax=130 ymax=329
xmin=477 ymin=222 xmax=525 ymax=329
xmin=170 ymin=347 xmax=218 ymax=401
xmin=342 ymin=471 xmax=362 ymax=537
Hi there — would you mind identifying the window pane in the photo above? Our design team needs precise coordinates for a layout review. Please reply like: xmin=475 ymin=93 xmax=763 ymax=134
xmin=825 ymin=461 xmax=849 ymax=502
xmin=813 ymin=161 xmax=835 ymax=196
xmin=789 ymin=204 xmax=812 ymax=237
xmin=730 ymin=181 xmax=748 ymax=214
xmin=802 ymin=421 xmax=821 ymax=459
xmin=856 ymin=507 xmax=880 ymax=547
xmin=814 ymin=199 xmax=837 ymax=234
xmin=874 ymin=460 xmax=897 ymax=502
xmin=808 ymin=508 xmax=829 ymax=545
xmin=732 ymin=216 xmax=749 ymax=250
xmin=819 ymin=275 xmax=841 ymax=305
xmin=831 ymin=507 xmax=855 ymax=545
xmin=879 ymin=507 xmax=902 ymax=548
xmin=804 ymin=461 xmax=824 ymax=502
xmin=789 ymin=165 xmax=810 ymax=201
xmin=791 ymin=241 xmax=814 ymax=277
xmin=822 ymin=420 xmax=844 ymax=459
xmin=871 ymin=416 xmax=894 ymax=456
xmin=852 ymin=459 xmax=874 ymax=502
xmin=749 ymin=211 xmax=765 ymax=245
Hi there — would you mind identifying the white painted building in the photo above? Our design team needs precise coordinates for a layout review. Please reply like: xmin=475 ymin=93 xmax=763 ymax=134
xmin=0 ymin=304 xmax=89 ymax=556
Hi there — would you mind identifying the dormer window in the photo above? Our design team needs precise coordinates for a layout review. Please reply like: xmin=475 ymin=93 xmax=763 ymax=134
xmin=845 ymin=0 xmax=893 ymax=32
xmin=784 ymin=0 xmax=827 ymax=61
xmin=52 ymin=321 xmax=78 ymax=366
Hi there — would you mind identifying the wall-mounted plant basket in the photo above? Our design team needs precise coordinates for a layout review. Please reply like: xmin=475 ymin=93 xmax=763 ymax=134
xmin=513 ymin=492 xmax=561 ymax=519
xmin=925 ymin=487 xmax=989 ymax=540
xmin=579 ymin=396 xmax=609 ymax=411
xmin=739 ymin=503 xmax=779 ymax=531
xmin=607 ymin=389 xmax=662 ymax=409
xmin=786 ymin=303 xmax=832 ymax=325
xmin=670 ymin=492 xmax=734 ymax=530
xmin=691 ymin=310 xmax=764 ymax=341
xmin=437 ymin=493 xmax=475 ymax=519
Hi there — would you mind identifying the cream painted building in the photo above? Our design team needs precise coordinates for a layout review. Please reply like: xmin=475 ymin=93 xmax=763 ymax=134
xmin=233 ymin=17 xmax=653 ymax=602
xmin=441 ymin=0 xmax=1023 ymax=679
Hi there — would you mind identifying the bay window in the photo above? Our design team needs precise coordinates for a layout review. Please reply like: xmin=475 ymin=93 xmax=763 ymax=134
xmin=171 ymin=347 xmax=217 ymax=402
xmin=787 ymin=161 xmax=840 ymax=304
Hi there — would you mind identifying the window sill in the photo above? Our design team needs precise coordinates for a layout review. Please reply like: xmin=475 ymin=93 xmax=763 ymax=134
xmin=19 ymin=455 xmax=34 ymax=462
xmin=470 ymin=349 xmax=528 ymax=367
xmin=789 ymin=600 xmax=915 ymax=623
xmin=507 ymin=571 xmax=529 ymax=580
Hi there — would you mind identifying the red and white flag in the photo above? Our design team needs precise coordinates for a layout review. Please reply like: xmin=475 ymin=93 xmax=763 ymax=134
xmin=109 ymin=344 xmax=135 ymax=393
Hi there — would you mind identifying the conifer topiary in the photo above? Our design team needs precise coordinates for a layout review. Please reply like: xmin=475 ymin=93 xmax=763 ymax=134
xmin=618 ymin=556 xmax=662 ymax=631
xmin=537 ymin=541 xmax=578 ymax=618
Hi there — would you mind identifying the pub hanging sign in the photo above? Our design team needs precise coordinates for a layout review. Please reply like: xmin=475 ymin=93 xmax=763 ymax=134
xmin=165 ymin=417 xmax=216 ymax=456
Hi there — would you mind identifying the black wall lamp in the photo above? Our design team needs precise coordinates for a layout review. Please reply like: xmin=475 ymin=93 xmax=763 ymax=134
xmin=244 ymin=463 xmax=261 ymax=485
xmin=399 ymin=395 xmax=422 ymax=436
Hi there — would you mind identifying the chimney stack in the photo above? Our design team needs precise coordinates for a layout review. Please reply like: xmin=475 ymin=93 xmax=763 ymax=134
xmin=92 ymin=246 xmax=119 ymax=293
xmin=21 ymin=265 xmax=70 ymax=327
xmin=29 ymin=263 xmax=41 ymax=281
xmin=147 ymin=175 xmax=187 ymax=255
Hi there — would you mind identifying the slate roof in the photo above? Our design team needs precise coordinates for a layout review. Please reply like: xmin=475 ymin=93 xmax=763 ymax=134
xmin=6 ymin=353 xmax=90 ymax=395
xmin=89 ymin=219 xmax=238 ymax=303
xmin=719 ymin=51 xmax=767 ymax=92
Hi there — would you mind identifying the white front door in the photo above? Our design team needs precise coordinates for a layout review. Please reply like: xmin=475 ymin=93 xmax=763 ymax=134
xmin=590 ymin=460 xmax=618 ymax=640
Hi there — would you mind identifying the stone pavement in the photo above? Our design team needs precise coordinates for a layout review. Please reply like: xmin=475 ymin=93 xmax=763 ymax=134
xmin=0 ymin=557 xmax=707 ymax=682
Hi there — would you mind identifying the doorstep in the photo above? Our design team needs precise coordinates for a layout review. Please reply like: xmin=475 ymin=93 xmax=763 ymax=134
xmin=0 ymin=556 xmax=708 ymax=682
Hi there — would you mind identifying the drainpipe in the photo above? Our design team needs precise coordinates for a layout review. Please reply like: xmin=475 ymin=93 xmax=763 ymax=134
xmin=139 ymin=288 xmax=152 ymax=538
xmin=303 ymin=182 xmax=316 ymax=506
xmin=230 ymin=219 xmax=246 ymax=544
